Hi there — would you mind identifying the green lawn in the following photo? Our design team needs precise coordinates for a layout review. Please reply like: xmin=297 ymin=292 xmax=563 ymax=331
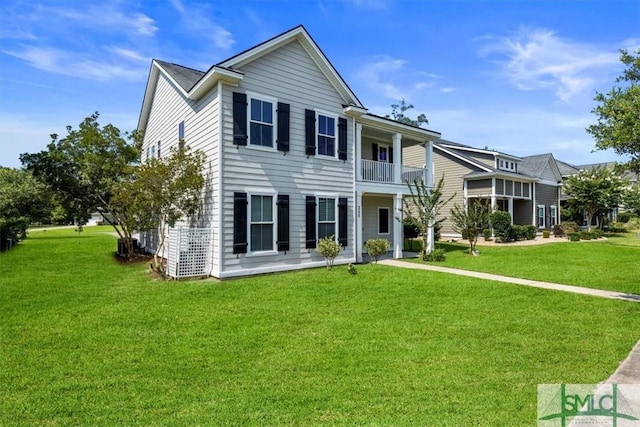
xmin=1 ymin=227 xmax=639 ymax=425
xmin=409 ymin=233 xmax=640 ymax=295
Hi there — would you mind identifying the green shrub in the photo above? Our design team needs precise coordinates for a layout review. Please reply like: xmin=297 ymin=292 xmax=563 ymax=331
xmin=628 ymin=218 xmax=640 ymax=230
xmin=403 ymin=217 xmax=420 ymax=251
xmin=424 ymin=248 xmax=446 ymax=262
xmin=617 ymin=211 xmax=638 ymax=224
xmin=490 ymin=211 xmax=513 ymax=242
xmin=607 ymin=222 xmax=627 ymax=233
xmin=579 ymin=231 xmax=592 ymax=240
xmin=525 ymin=225 xmax=537 ymax=240
xmin=542 ymin=230 xmax=550 ymax=238
xmin=317 ymin=235 xmax=341 ymax=269
xmin=365 ymin=238 xmax=390 ymax=263
xmin=483 ymin=229 xmax=492 ymax=241
xmin=562 ymin=221 xmax=579 ymax=234
xmin=568 ymin=232 xmax=581 ymax=241
xmin=591 ymin=229 xmax=602 ymax=239
xmin=511 ymin=225 xmax=528 ymax=241
xmin=553 ymin=224 xmax=564 ymax=237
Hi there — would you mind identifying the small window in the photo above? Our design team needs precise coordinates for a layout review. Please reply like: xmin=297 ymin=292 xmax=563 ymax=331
xmin=146 ymin=146 xmax=150 ymax=160
xmin=500 ymin=160 xmax=504 ymax=168
xmin=378 ymin=207 xmax=390 ymax=234
xmin=250 ymin=195 xmax=274 ymax=252
xmin=317 ymin=114 xmax=336 ymax=157
xmin=318 ymin=197 xmax=336 ymax=239
xmin=378 ymin=145 xmax=390 ymax=163
xmin=537 ymin=205 xmax=545 ymax=228
xmin=249 ymin=97 xmax=274 ymax=148
xmin=151 ymin=145 xmax=156 ymax=159
xmin=178 ymin=121 xmax=185 ymax=141
xmin=549 ymin=205 xmax=557 ymax=227
xmin=157 ymin=141 xmax=161 ymax=159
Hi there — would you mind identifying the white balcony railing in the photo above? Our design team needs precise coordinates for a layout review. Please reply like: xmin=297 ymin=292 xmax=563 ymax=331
xmin=360 ymin=159 xmax=424 ymax=185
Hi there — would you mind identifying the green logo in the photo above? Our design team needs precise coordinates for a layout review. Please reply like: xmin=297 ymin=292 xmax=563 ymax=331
xmin=538 ymin=384 xmax=640 ymax=426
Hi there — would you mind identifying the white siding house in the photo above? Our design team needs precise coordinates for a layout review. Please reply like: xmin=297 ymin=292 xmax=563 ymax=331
xmin=137 ymin=25 xmax=441 ymax=278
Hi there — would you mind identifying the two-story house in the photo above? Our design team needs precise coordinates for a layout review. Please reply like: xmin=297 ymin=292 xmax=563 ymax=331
xmin=404 ymin=140 xmax=563 ymax=237
xmin=137 ymin=25 xmax=440 ymax=278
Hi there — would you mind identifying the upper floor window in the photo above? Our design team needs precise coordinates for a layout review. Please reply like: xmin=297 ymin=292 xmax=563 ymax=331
xmin=317 ymin=114 xmax=336 ymax=157
xmin=249 ymin=96 xmax=276 ymax=148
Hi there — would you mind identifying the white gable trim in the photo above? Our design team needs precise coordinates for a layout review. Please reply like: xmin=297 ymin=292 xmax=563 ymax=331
xmin=218 ymin=26 xmax=362 ymax=108
xmin=435 ymin=145 xmax=492 ymax=172
xmin=439 ymin=143 xmax=522 ymax=161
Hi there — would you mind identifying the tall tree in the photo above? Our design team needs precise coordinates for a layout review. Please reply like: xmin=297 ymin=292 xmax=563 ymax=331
xmin=564 ymin=166 xmax=628 ymax=231
xmin=386 ymin=99 xmax=429 ymax=127
xmin=0 ymin=167 xmax=52 ymax=249
xmin=587 ymin=49 xmax=640 ymax=172
xmin=110 ymin=146 xmax=205 ymax=270
xmin=402 ymin=175 xmax=454 ymax=259
xmin=20 ymin=112 xmax=142 ymax=233
xmin=450 ymin=201 xmax=490 ymax=255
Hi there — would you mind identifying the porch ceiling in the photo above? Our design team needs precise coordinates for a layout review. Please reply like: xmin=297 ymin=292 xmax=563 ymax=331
xmin=361 ymin=126 xmax=422 ymax=146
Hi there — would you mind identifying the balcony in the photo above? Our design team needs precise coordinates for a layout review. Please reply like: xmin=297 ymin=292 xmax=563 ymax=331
xmin=360 ymin=159 xmax=424 ymax=185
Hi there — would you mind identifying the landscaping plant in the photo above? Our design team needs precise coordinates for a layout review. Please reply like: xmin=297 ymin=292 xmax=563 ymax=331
xmin=317 ymin=235 xmax=341 ymax=269
xmin=365 ymin=238 xmax=390 ymax=263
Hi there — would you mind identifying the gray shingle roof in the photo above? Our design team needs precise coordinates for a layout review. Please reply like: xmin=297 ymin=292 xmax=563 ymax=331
xmin=520 ymin=153 xmax=553 ymax=179
xmin=155 ymin=60 xmax=205 ymax=92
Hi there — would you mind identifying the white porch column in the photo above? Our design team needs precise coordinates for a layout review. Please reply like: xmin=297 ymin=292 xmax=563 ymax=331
xmin=508 ymin=198 xmax=514 ymax=224
xmin=424 ymin=140 xmax=434 ymax=188
xmin=355 ymin=123 xmax=363 ymax=182
xmin=393 ymin=133 xmax=402 ymax=184
xmin=491 ymin=177 xmax=497 ymax=211
xmin=393 ymin=192 xmax=403 ymax=259
xmin=356 ymin=191 xmax=363 ymax=263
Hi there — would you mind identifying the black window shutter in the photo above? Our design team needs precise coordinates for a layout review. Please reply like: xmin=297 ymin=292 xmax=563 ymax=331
xmin=276 ymin=194 xmax=290 ymax=252
xmin=338 ymin=118 xmax=347 ymax=161
xmin=338 ymin=197 xmax=348 ymax=247
xmin=372 ymin=143 xmax=378 ymax=161
xmin=233 ymin=92 xmax=248 ymax=146
xmin=233 ymin=192 xmax=248 ymax=254
xmin=305 ymin=109 xmax=316 ymax=156
xmin=389 ymin=146 xmax=394 ymax=164
xmin=277 ymin=102 xmax=290 ymax=152
xmin=305 ymin=196 xmax=317 ymax=248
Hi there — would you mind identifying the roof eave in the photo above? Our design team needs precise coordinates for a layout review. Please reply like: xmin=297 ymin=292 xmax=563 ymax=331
xmin=356 ymin=113 xmax=441 ymax=140
xmin=188 ymin=67 xmax=243 ymax=100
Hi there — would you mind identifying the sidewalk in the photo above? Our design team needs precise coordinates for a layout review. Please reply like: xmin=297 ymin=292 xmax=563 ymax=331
xmin=378 ymin=259 xmax=640 ymax=303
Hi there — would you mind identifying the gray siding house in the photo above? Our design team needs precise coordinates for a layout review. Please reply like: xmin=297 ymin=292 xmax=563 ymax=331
xmin=137 ymin=25 xmax=440 ymax=278
xmin=404 ymin=141 xmax=563 ymax=237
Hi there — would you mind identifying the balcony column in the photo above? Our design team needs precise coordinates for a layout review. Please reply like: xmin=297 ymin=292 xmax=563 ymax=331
xmin=393 ymin=192 xmax=403 ymax=259
xmin=356 ymin=191 xmax=363 ymax=263
xmin=424 ymin=140 xmax=434 ymax=188
xmin=393 ymin=133 xmax=402 ymax=184
xmin=355 ymin=123 xmax=363 ymax=182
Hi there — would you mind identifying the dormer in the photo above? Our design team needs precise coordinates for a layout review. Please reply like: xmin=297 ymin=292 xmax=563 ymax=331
xmin=496 ymin=155 xmax=521 ymax=173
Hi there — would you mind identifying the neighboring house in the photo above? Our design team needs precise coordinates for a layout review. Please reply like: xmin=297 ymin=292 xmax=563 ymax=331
xmin=404 ymin=141 xmax=563 ymax=237
xmin=137 ymin=25 xmax=440 ymax=278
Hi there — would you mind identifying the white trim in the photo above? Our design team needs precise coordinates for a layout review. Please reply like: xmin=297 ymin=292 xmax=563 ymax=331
xmin=537 ymin=204 xmax=546 ymax=229
xmin=549 ymin=205 xmax=557 ymax=228
xmin=247 ymin=191 xmax=277 ymax=255
xmin=378 ymin=207 xmax=390 ymax=235
xmin=213 ymin=81 xmax=223 ymax=278
xmin=219 ymin=257 xmax=356 ymax=278
xmin=434 ymin=145 xmax=493 ymax=172
xmin=440 ymin=143 xmax=522 ymax=161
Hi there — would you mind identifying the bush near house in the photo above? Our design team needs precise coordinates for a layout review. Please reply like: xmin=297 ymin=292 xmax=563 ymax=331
xmin=568 ymin=232 xmax=581 ymax=241
xmin=553 ymin=224 xmax=564 ymax=237
xmin=490 ymin=211 xmax=513 ymax=242
xmin=483 ymin=229 xmax=492 ymax=241
xmin=365 ymin=239 xmax=390 ymax=263
xmin=617 ymin=212 xmax=638 ymax=224
xmin=561 ymin=221 xmax=580 ymax=235
xmin=580 ymin=231 xmax=593 ymax=240
xmin=317 ymin=236 xmax=341 ymax=269
xmin=542 ymin=230 xmax=550 ymax=238
xmin=424 ymin=248 xmax=446 ymax=262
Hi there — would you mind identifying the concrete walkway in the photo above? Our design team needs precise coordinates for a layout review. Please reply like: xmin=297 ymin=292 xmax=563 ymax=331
xmin=379 ymin=259 xmax=640 ymax=384
xmin=378 ymin=259 xmax=640 ymax=303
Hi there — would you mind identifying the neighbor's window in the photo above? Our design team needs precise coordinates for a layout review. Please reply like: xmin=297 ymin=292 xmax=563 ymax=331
xmin=317 ymin=114 xmax=336 ymax=157
xmin=318 ymin=197 xmax=336 ymax=239
xmin=250 ymin=195 xmax=274 ymax=252
xmin=538 ymin=205 xmax=545 ymax=228
xmin=249 ymin=97 xmax=275 ymax=148
xmin=549 ymin=205 xmax=557 ymax=227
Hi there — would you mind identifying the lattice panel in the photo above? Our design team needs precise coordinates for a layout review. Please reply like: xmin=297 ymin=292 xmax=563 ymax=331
xmin=167 ymin=227 xmax=211 ymax=279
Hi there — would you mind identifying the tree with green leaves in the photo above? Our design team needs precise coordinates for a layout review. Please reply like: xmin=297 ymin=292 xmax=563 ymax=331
xmin=386 ymin=99 xmax=428 ymax=127
xmin=564 ymin=166 xmax=628 ymax=231
xmin=622 ymin=182 xmax=640 ymax=215
xmin=20 ymin=112 xmax=142 ymax=231
xmin=402 ymin=175 xmax=454 ymax=259
xmin=450 ymin=201 xmax=490 ymax=255
xmin=0 ymin=167 xmax=52 ymax=249
xmin=587 ymin=49 xmax=640 ymax=173
xmin=110 ymin=146 xmax=205 ymax=270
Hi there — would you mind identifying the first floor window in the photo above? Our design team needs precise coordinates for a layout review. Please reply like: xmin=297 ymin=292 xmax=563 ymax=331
xmin=537 ymin=205 xmax=545 ymax=228
xmin=378 ymin=207 xmax=390 ymax=234
xmin=250 ymin=195 xmax=274 ymax=251
xmin=317 ymin=114 xmax=336 ymax=157
xmin=250 ymin=97 xmax=274 ymax=147
xmin=318 ymin=197 xmax=336 ymax=239
xmin=549 ymin=205 xmax=557 ymax=227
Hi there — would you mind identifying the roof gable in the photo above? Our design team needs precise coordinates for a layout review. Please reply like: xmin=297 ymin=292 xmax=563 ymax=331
xmin=521 ymin=153 xmax=562 ymax=182
xmin=218 ymin=25 xmax=362 ymax=108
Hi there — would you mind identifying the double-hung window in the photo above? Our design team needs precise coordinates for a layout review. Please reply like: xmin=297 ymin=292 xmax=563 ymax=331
xmin=250 ymin=194 xmax=274 ymax=252
xmin=318 ymin=197 xmax=336 ymax=239
xmin=537 ymin=205 xmax=545 ymax=228
xmin=549 ymin=205 xmax=557 ymax=227
xmin=317 ymin=114 xmax=336 ymax=157
xmin=249 ymin=95 xmax=275 ymax=148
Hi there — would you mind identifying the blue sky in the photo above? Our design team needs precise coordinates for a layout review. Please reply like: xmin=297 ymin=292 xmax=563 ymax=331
xmin=1 ymin=0 xmax=638 ymax=168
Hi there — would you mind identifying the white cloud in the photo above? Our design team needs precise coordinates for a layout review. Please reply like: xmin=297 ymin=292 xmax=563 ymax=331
xmin=52 ymin=4 xmax=158 ymax=37
xmin=354 ymin=56 xmax=437 ymax=101
xmin=2 ymin=46 xmax=147 ymax=81
xmin=108 ymin=46 xmax=149 ymax=63
xmin=346 ymin=0 xmax=392 ymax=9
xmin=479 ymin=27 xmax=623 ymax=102
xmin=169 ymin=0 xmax=185 ymax=14
xmin=170 ymin=2 xmax=235 ymax=50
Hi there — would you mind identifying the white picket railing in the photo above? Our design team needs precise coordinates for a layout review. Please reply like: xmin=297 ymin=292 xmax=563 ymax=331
xmin=360 ymin=159 xmax=424 ymax=184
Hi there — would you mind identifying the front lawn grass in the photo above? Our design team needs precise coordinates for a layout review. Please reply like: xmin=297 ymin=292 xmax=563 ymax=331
xmin=409 ymin=233 xmax=640 ymax=295
xmin=1 ymin=227 xmax=639 ymax=425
